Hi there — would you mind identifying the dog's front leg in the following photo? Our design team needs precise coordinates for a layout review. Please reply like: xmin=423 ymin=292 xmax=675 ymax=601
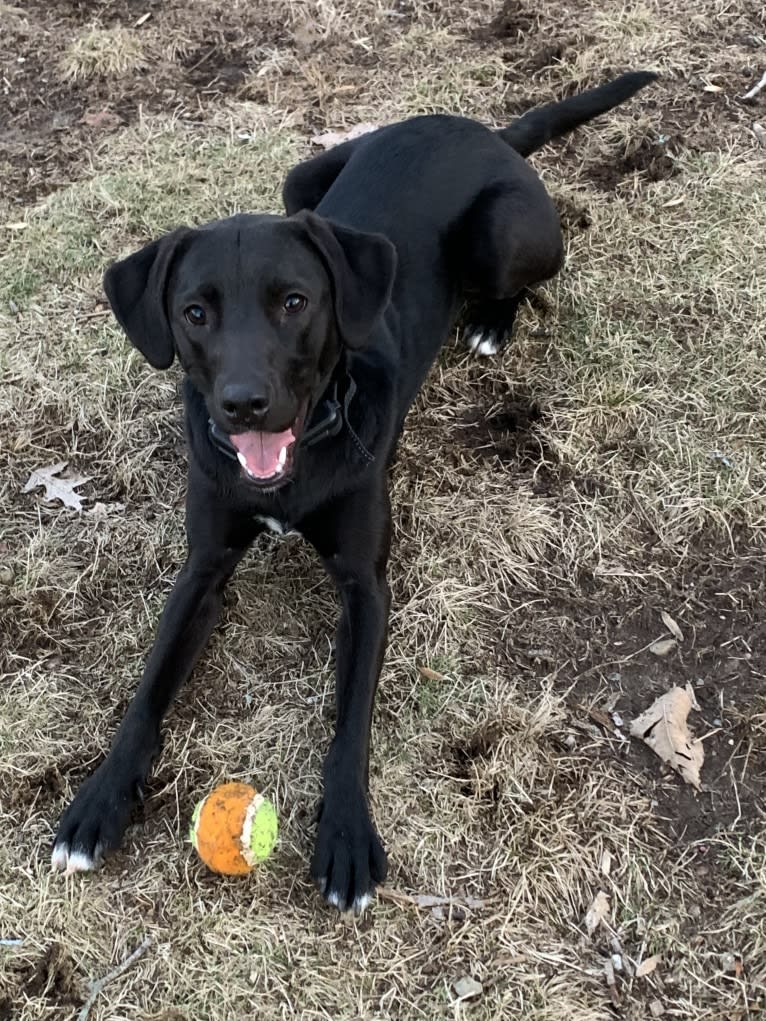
xmin=304 ymin=487 xmax=391 ymax=912
xmin=52 ymin=489 xmax=258 ymax=872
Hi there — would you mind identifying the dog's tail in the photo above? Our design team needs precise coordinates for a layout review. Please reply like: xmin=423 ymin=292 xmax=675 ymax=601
xmin=498 ymin=71 xmax=657 ymax=157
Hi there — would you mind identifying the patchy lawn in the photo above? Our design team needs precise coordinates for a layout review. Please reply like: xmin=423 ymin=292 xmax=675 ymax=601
xmin=1 ymin=1 xmax=765 ymax=1018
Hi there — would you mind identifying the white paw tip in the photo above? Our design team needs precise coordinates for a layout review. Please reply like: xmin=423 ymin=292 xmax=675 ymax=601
xmin=475 ymin=337 xmax=499 ymax=357
xmin=353 ymin=892 xmax=372 ymax=914
xmin=51 ymin=846 xmax=97 ymax=874
xmin=326 ymin=888 xmax=344 ymax=910
xmin=51 ymin=844 xmax=68 ymax=871
xmin=465 ymin=330 xmax=484 ymax=352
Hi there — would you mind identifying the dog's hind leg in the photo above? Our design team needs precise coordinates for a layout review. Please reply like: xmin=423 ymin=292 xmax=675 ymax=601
xmin=456 ymin=177 xmax=563 ymax=356
xmin=283 ymin=138 xmax=360 ymax=214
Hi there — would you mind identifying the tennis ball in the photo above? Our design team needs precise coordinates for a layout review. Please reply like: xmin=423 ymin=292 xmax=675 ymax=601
xmin=190 ymin=781 xmax=278 ymax=875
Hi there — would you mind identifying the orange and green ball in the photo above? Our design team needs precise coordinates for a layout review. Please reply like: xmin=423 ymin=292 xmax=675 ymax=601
xmin=190 ymin=781 xmax=278 ymax=875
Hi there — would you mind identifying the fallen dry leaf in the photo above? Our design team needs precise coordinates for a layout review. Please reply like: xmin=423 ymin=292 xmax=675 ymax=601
xmin=584 ymin=890 xmax=610 ymax=935
xmin=81 ymin=109 xmax=123 ymax=131
xmin=649 ymin=1000 xmax=665 ymax=1017
xmin=753 ymin=122 xmax=766 ymax=146
xmin=660 ymin=611 xmax=683 ymax=642
xmin=417 ymin=665 xmax=447 ymax=682
xmin=587 ymin=706 xmax=615 ymax=731
xmin=22 ymin=463 xmax=92 ymax=511
xmin=451 ymin=976 xmax=482 ymax=1003
xmin=635 ymin=954 xmax=661 ymax=978
xmin=87 ymin=502 xmax=126 ymax=519
xmin=649 ymin=638 xmax=676 ymax=657
xmin=311 ymin=122 xmax=379 ymax=149
xmin=630 ymin=687 xmax=703 ymax=789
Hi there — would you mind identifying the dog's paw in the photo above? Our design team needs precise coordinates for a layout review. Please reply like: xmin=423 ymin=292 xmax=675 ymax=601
xmin=463 ymin=324 xmax=507 ymax=357
xmin=311 ymin=793 xmax=387 ymax=914
xmin=462 ymin=294 xmax=524 ymax=357
xmin=51 ymin=767 xmax=142 ymax=874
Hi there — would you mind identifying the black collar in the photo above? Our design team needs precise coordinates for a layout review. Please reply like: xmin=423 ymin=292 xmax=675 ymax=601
xmin=207 ymin=371 xmax=374 ymax=465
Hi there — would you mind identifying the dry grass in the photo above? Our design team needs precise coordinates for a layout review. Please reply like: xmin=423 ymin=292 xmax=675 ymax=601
xmin=62 ymin=27 xmax=147 ymax=81
xmin=2 ymin=0 xmax=766 ymax=1018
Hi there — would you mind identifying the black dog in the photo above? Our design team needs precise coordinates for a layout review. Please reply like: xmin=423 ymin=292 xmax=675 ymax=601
xmin=52 ymin=72 xmax=655 ymax=911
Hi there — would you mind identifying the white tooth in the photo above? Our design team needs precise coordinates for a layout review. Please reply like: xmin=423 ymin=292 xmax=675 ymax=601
xmin=237 ymin=452 xmax=248 ymax=468
xmin=278 ymin=446 xmax=287 ymax=468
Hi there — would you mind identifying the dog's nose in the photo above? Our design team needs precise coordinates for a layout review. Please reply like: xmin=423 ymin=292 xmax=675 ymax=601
xmin=221 ymin=384 xmax=270 ymax=423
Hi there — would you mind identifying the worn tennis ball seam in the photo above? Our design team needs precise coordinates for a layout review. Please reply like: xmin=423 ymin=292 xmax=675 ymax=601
xmin=240 ymin=792 xmax=266 ymax=867
xmin=189 ymin=794 xmax=206 ymax=846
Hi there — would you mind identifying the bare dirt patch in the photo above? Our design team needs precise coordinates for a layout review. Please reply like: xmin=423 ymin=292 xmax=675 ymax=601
xmin=0 ymin=0 xmax=295 ymax=203
xmin=5 ymin=943 xmax=84 ymax=1014
xmin=474 ymin=0 xmax=538 ymax=41
xmin=560 ymin=552 xmax=766 ymax=843
xmin=583 ymin=135 xmax=681 ymax=189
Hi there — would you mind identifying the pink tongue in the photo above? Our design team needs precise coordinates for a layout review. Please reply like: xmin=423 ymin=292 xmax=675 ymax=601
xmin=230 ymin=428 xmax=295 ymax=479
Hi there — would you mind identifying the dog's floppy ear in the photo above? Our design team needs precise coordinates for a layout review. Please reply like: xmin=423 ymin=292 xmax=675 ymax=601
xmin=103 ymin=228 xmax=192 ymax=370
xmin=295 ymin=210 xmax=397 ymax=349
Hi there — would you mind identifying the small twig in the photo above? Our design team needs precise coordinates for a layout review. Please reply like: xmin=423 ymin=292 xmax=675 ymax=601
xmin=77 ymin=937 xmax=151 ymax=1021
xmin=696 ymin=727 xmax=722 ymax=743
xmin=523 ymin=948 xmax=602 ymax=978
xmin=740 ymin=739 xmax=753 ymax=783
xmin=574 ymin=637 xmax=664 ymax=681
xmin=729 ymin=764 xmax=742 ymax=831
xmin=77 ymin=309 xmax=110 ymax=320
xmin=377 ymin=887 xmax=485 ymax=912
xmin=604 ymin=957 xmax=621 ymax=1006
xmin=185 ymin=46 xmax=216 ymax=75
xmin=742 ymin=71 xmax=766 ymax=101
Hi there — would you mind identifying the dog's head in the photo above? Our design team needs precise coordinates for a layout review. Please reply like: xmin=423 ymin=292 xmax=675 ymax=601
xmin=103 ymin=211 xmax=397 ymax=489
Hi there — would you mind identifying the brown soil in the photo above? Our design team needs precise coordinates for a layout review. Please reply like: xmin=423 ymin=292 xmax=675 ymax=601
xmin=0 ymin=0 xmax=289 ymax=204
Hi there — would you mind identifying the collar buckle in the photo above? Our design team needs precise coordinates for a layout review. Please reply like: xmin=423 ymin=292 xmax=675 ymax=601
xmin=300 ymin=382 xmax=343 ymax=447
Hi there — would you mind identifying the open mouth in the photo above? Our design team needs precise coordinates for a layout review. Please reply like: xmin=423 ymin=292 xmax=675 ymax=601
xmin=227 ymin=403 xmax=308 ymax=488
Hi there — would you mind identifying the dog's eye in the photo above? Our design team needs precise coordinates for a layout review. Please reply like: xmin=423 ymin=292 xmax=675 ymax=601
xmin=283 ymin=293 xmax=307 ymax=314
xmin=184 ymin=305 xmax=207 ymax=326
